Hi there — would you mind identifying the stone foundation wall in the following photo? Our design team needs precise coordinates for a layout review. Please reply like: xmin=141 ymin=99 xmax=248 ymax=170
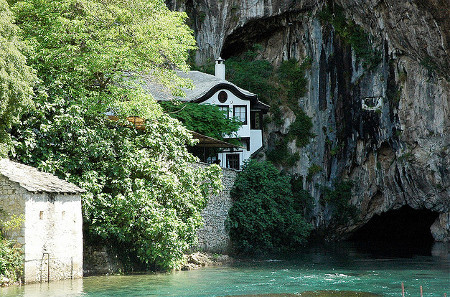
xmin=83 ymin=245 xmax=123 ymax=276
xmin=196 ymin=167 xmax=238 ymax=253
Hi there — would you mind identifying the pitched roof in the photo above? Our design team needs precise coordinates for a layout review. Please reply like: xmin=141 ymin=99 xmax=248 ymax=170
xmin=0 ymin=159 xmax=85 ymax=194
xmin=142 ymin=71 xmax=255 ymax=101
xmin=141 ymin=71 xmax=269 ymax=111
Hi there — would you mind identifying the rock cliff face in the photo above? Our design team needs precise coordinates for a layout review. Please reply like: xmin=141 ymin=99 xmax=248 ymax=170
xmin=167 ymin=0 xmax=450 ymax=241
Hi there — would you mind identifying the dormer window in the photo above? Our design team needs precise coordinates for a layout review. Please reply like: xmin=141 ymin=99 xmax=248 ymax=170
xmin=233 ymin=105 xmax=247 ymax=125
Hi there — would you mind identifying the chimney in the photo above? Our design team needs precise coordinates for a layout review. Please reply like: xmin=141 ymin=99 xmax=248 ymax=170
xmin=215 ymin=57 xmax=225 ymax=80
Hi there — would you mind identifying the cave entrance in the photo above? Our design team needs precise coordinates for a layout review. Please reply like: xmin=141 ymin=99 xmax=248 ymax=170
xmin=347 ymin=206 xmax=439 ymax=256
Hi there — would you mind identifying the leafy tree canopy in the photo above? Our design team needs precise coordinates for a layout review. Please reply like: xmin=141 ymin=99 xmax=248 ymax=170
xmin=0 ymin=0 xmax=36 ymax=156
xmin=10 ymin=0 xmax=221 ymax=271
xmin=227 ymin=160 xmax=312 ymax=255
xmin=159 ymin=101 xmax=241 ymax=140
xmin=12 ymin=0 xmax=196 ymax=116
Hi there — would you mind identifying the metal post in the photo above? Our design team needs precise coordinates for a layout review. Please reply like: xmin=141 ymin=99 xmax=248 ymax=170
xmin=42 ymin=253 xmax=50 ymax=282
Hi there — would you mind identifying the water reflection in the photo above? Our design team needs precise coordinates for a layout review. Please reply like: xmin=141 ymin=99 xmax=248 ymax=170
xmin=1 ymin=278 xmax=84 ymax=297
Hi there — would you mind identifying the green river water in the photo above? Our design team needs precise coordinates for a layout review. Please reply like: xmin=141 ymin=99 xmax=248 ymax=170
xmin=2 ymin=242 xmax=449 ymax=297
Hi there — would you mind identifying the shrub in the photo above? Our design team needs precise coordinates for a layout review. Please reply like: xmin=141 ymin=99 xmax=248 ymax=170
xmin=322 ymin=181 xmax=357 ymax=224
xmin=288 ymin=109 xmax=315 ymax=148
xmin=307 ymin=164 xmax=323 ymax=181
xmin=277 ymin=58 xmax=310 ymax=99
xmin=159 ymin=101 xmax=241 ymax=140
xmin=0 ymin=239 xmax=23 ymax=285
xmin=227 ymin=160 xmax=312 ymax=255
xmin=0 ymin=211 xmax=24 ymax=285
xmin=266 ymin=138 xmax=300 ymax=168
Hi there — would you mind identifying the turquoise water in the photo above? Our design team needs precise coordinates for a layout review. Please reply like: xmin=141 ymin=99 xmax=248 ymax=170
xmin=2 ymin=243 xmax=449 ymax=297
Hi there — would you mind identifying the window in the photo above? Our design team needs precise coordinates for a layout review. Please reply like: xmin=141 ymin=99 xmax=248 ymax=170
xmin=233 ymin=105 xmax=247 ymax=125
xmin=240 ymin=138 xmax=250 ymax=151
xmin=218 ymin=91 xmax=228 ymax=103
xmin=226 ymin=154 xmax=240 ymax=170
xmin=218 ymin=105 xmax=229 ymax=118
xmin=250 ymin=111 xmax=261 ymax=129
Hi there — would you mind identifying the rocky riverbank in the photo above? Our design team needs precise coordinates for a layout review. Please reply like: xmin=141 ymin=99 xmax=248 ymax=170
xmin=182 ymin=252 xmax=234 ymax=270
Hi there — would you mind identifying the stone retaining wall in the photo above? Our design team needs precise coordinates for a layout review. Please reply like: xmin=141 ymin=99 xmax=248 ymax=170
xmin=196 ymin=166 xmax=238 ymax=253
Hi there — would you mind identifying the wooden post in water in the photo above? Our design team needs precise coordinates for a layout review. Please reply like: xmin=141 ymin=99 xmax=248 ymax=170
xmin=401 ymin=282 xmax=405 ymax=297
xmin=420 ymin=286 xmax=423 ymax=297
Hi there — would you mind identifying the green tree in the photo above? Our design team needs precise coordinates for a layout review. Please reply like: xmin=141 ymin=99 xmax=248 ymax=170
xmin=0 ymin=209 xmax=24 ymax=285
xmin=227 ymin=160 xmax=312 ymax=255
xmin=0 ymin=0 xmax=35 ymax=157
xmin=159 ymin=101 xmax=241 ymax=140
xmin=10 ymin=0 xmax=221 ymax=271
xmin=11 ymin=0 xmax=196 ymax=115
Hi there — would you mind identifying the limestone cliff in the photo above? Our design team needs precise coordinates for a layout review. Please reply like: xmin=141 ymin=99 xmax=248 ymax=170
xmin=167 ymin=0 xmax=450 ymax=241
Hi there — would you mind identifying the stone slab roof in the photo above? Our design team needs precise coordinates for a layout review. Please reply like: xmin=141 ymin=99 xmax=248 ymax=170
xmin=0 ymin=159 xmax=85 ymax=194
xmin=141 ymin=71 xmax=256 ymax=102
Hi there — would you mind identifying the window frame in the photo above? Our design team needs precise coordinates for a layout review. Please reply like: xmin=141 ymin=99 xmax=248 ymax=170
xmin=240 ymin=137 xmax=250 ymax=151
xmin=226 ymin=153 xmax=240 ymax=170
xmin=233 ymin=105 xmax=248 ymax=125
xmin=218 ymin=105 xmax=230 ymax=118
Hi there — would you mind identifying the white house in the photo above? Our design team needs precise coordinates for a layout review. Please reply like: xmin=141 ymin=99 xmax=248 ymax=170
xmin=0 ymin=159 xmax=84 ymax=283
xmin=145 ymin=58 xmax=269 ymax=169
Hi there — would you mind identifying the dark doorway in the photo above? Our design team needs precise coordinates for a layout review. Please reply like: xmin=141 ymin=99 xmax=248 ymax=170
xmin=348 ymin=206 xmax=439 ymax=257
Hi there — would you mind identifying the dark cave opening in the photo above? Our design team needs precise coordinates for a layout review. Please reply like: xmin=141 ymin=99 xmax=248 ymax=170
xmin=221 ymin=13 xmax=289 ymax=59
xmin=347 ymin=206 xmax=439 ymax=256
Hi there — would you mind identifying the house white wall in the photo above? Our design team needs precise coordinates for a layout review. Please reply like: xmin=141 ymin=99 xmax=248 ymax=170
xmin=202 ymin=89 xmax=261 ymax=169
xmin=202 ymin=89 xmax=251 ymax=137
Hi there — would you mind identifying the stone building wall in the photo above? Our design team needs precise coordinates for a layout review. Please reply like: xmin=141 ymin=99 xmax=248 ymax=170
xmin=23 ymin=192 xmax=83 ymax=283
xmin=0 ymin=176 xmax=26 ymax=244
xmin=0 ymin=176 xmax=83 ymax=283
xmin=196 ymin=167 xmax=238 ymax=253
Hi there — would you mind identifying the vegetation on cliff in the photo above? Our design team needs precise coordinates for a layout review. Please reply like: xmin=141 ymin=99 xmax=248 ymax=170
xmin=318 ymin=4 xmax=381 ymax=69
xmin=321 ymin=181 xmax=357 ymax=225
xmin=8 ymin=0 xmax=221 ymax=271
xmin=227 ymin=160 xmax=312 ymax=255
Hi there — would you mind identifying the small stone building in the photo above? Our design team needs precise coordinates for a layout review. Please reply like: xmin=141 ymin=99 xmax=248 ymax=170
xmin=0 ymin=159 xmax=84 ymax=283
